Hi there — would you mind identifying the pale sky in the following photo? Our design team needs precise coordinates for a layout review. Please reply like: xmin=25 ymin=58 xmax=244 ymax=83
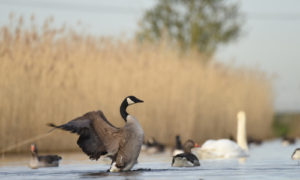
xmin=0 ymin=0 xmax=299 ymax=112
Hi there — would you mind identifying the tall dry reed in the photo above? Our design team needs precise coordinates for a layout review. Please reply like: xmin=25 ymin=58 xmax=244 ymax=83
xmin=0 ymin=15 xmax=274 ymax=153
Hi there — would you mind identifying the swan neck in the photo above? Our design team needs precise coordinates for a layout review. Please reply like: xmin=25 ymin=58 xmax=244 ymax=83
xmin=120 ymin=100 xmax=128 ymax=122
xmin=237 ymin=116 xmax=248 ymax=151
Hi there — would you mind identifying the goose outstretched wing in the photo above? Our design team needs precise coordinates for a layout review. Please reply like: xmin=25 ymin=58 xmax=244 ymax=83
xmin=48 ymin=110 xmax=122 ymax=160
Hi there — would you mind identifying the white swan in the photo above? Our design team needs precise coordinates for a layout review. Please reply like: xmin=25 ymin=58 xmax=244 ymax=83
xmin=194 ymin=111 xmax=249 ymax=159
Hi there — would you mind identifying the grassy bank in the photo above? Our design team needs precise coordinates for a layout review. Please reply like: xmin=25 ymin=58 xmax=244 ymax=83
xmin=0 ymin=16 xmax=274 ymax=153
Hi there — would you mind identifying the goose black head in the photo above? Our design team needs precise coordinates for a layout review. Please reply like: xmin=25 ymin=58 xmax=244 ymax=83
xmin=176 ymin=135 xmax=181 ymax=142
xmin=120 ymin=96 xmax=144 ymax=122
xmin=126 ymin=96 xmax=144 ymax=106
xmin=175 ymin=135 xmax=183 ymax=149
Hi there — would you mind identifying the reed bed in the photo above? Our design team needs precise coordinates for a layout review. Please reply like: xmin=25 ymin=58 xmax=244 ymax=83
xmin=0 ymin=16 xmax=274 ymax=153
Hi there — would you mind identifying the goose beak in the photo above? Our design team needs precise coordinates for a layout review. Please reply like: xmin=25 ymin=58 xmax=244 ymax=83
xmin=136 ymin=99 xmax=144 ymax=103
xmin=194 ymin=143 xmax=201 ymax=148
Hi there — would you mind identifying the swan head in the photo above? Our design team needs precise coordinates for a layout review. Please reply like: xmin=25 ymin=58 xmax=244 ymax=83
xmin=236 ymin=111 xmax=248 ymax=151
xmin=126 ymin=96 xmax=144 ymax=106
xmin=237 ymin=111 xmax=246 ymax=121
xmin=237 ymin=111 xmax=246 ymax=130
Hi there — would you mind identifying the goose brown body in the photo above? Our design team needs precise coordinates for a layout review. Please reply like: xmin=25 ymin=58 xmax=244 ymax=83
xmin=48 ymin=96 xmax=144 ymax=172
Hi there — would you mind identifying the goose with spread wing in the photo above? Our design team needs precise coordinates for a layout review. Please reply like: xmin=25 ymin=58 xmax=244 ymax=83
xmin=48 ymin=96 xmax=144 ymax=172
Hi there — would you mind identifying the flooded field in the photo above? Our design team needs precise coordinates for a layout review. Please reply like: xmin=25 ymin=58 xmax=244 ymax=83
xmin=1 ymin=139 xmax=299 ymax=179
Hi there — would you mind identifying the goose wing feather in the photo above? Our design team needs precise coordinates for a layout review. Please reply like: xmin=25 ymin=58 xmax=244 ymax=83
xmin=48 ymin=110 xmax=122 ymax=160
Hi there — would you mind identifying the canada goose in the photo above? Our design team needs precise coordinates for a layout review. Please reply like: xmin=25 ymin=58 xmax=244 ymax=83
xmin=48 ymin=96 xmax=144 ymax=172
xmin=281 ymin=133 xmax=296 ymax=146
xmin=145 ymin=137 xmax=165 ymax=154
xmin=172 ymin=135 xmax=184 ymax=156
xmin=195 ymin=111 xmax=249 ymax=159
xmin=292 ymin=148 xmax=300 ymax=159
xmin=172 ymin=140 xmax=201 ymax=167
xmin=29 ymin=143 xmax=62 ymax=169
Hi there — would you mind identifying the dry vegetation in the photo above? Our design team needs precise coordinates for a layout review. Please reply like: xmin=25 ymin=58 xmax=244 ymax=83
xmin=0 ymin=16 xmax=274 ymax=153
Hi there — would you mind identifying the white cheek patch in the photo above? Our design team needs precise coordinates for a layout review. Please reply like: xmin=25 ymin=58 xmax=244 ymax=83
xmin=127 ymin=98 xmax=135 ymax=105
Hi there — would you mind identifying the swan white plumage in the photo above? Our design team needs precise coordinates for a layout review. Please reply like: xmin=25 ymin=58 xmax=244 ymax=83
xmin=194 ymin=111 xmax=249 ymax=159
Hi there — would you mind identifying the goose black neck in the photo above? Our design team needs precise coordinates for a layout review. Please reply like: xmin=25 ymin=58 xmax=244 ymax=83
xmin=176 ymin=141 xmax=182 ymax=149
xmin=120 ymin=100 xmax=129 ymax=122
xmin=176 ymin=138 xmax=182 ymax=149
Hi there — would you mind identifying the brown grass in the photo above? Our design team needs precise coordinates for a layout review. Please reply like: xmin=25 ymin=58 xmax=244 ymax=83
xmin=0 ymin=15 xmax=274 ymax=153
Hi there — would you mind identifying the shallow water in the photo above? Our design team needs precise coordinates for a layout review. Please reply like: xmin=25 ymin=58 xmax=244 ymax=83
xmin=1 ymin=139 xmax=299 ymax=179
